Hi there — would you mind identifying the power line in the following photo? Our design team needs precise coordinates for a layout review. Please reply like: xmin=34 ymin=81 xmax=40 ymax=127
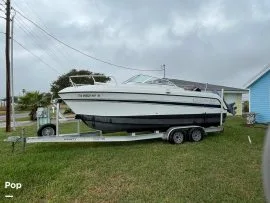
xmin=15 ymin=17 xmax=67 ymax=71
xmin=0 ymin=30 xmax=59 ymax=73
xmin=12 ymin=2 xmax=74 ymax=68
xmin=13 ymin=38 xmax=60 ymax=74
xmin=19 ymin=0 xmax=49 ymax=31
xmin=12 ymin=7 xmax=162 ymax=72
xmin=20 ymin=0 xmax=76 ymax=67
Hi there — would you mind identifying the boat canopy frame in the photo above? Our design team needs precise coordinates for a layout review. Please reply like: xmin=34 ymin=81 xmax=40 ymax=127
xmin=69 ymin=75 xmax=118 ymax=87
xmin=68 ymin=74 xmax=177 ymax=87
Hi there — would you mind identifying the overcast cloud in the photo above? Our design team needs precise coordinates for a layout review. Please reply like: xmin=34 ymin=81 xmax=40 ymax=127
xmin=1 ymin=0 xmax=270 ymax=97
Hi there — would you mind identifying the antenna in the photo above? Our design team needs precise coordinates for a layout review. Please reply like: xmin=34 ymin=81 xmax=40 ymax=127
xmin=205 ymin=83 xmax=208 ymax=92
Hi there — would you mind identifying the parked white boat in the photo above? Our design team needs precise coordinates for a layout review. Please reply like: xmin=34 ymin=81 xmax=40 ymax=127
xmin=59 ymin=74 xmax=235 ymax=132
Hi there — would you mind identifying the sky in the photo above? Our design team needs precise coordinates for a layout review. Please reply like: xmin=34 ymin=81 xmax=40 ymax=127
xmin=1 ymin=0 xmax=270 ymax=98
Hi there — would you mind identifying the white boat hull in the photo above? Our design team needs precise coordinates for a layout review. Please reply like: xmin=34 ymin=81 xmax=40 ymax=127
xmin=59 ymin=84 xmax=227 ymax=132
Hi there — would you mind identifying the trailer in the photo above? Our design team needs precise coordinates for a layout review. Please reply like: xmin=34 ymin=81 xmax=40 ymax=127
xmin=4 ymin=125 xmax=223 ymax=152
xmin=4 ymin=96 xmax=225 ymax=152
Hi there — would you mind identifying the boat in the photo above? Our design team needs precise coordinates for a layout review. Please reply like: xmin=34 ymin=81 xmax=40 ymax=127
xmin=58 ymin=74 xmax=235 ymax=133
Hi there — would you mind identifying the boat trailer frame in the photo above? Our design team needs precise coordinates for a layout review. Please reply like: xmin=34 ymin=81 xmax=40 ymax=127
xmin=4 ymin=125 xmax=224 ymax=152
xmin=4 ymin=90 xmax=225 ymax=152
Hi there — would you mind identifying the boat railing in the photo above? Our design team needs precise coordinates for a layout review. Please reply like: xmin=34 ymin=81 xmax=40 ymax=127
xmin=69 ymin=75 xmax=117 ymax=86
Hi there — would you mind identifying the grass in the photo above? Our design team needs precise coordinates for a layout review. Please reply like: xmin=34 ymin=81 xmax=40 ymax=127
xmin=0 ymin=116 xmax=31 ymax=123
xmin=0 ymin=117 xmax=31 ymax=123
xmin=0 ymin=110 xmax=29 ymax=116
xmin=0 ymin=117 xmax=267 ymax=202
xmin=15 ymin=117 xmax=31 ymax=122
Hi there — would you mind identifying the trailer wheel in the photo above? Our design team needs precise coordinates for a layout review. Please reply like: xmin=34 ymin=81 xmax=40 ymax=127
xmin=37 ymin=124 xmax=56 ymax=137
xmin=188 ymin=128 xmax=204 ymax=142
xmin=169 ymin=130 xmax=185 ymax=144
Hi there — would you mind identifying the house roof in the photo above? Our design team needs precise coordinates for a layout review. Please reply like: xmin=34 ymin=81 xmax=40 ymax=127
xmin=244 ymin=65 xmax=270 ymax=88
xmin=168 ymin=78 xmax=248 ymax=93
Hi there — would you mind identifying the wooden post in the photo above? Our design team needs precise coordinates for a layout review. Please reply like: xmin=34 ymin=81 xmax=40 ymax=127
xmin=5 ymin=0 xmax=11 ymax=132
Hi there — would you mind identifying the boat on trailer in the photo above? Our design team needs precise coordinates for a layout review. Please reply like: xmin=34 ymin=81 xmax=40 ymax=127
xmin=58 ymin=74 xmax=235 ymax=133
xmin=4 ymin=75 xmax=234 ymax=149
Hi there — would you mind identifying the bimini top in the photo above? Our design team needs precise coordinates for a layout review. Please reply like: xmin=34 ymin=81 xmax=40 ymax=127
xmin=123 ymin=74 xmax=177 ymax=87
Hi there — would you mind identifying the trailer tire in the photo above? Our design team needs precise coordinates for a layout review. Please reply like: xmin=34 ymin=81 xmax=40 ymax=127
xmin=169 ymin=130 xmax=185 ymax=144
xmin=37 ymin=124 xmax=56 ymax=137
xmin=188 ymin=128 xmax=204 ymax=142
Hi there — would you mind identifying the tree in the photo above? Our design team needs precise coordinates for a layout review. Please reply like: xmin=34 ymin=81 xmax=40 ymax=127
xmin=17 ymin=91 xmax=52 ymax=120
xmin=50 ymin=69 xmax=110 ymax=98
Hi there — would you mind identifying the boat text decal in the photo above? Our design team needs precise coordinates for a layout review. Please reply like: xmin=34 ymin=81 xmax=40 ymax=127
xmin=78 ymin=93 xmax=101 ymax=98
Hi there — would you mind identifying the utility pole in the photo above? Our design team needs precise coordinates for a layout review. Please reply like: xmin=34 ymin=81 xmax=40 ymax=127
xmin=162 ymin=64 xmax=166 ymax=78
xmin=5 ymin=0 xmax=11 ymax=132
xmin=11 ymin=12 xmax=16 ymax=130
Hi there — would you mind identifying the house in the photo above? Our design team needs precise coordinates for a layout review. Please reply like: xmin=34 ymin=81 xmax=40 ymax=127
xmin=245 ymin=66 xmax=270 ymax=123
xmin=168 ymin=78 xmax=248 ymax=115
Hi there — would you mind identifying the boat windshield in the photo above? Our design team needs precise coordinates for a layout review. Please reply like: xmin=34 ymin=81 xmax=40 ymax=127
xmin=123 ymin=74 xmax=176 ymax=86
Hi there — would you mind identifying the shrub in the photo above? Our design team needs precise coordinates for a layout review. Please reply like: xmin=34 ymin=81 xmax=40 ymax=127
xmin=63 ymin=108 xmax=74 ymax=114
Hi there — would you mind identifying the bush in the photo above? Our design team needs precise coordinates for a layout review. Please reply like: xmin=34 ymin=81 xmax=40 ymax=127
xmin=17 ymin=91 xmax=52 ymax=121
xmin=63 ymin=108 xmax=74 ymax=114
xmin=29 ymin=106 xmax=38 ymax=121
xmin=15 ymin=104 xmax=30 ymax=111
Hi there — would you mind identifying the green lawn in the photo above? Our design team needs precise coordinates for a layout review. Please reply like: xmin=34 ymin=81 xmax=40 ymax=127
xmin=0 ymin=117 xmax=30 ymax=123
xmin=0 ymin=110 xmax=29 ymax=116
xmin=15 ymin=117 xmax=31 ymax=122
xmin=0 ymin=117 xmax=267 ymax=202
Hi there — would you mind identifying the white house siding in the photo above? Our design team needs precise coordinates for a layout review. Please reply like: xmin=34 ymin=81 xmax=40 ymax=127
xmin=224 ymin=93 xmax=243 ymax=116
